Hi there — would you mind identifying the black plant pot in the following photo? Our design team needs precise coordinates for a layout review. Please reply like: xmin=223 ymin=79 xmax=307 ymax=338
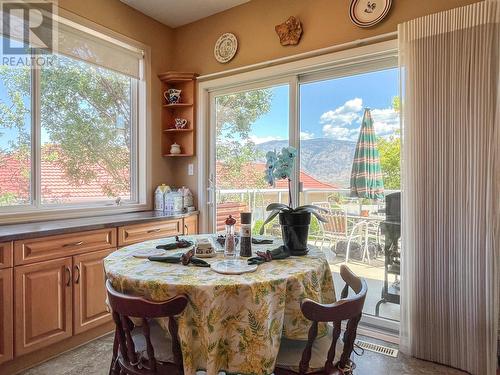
xmin=279 ymin=212 xmax=311 ymax=256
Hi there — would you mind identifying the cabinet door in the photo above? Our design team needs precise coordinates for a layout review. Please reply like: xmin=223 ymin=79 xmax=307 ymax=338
xmin=15 ymin=258 xmax=72 ymax=356
xmin=183 ymin=215 xmax=198 ymax=235
xmin=73 ymin=249 xmax=114 ymax=335
xmin=0 ymin=268 xmax=13 ymax=365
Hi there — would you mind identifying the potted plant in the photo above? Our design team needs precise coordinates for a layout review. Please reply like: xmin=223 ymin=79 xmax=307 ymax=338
xmin=259 ymin=147 xmax=327 ymax=255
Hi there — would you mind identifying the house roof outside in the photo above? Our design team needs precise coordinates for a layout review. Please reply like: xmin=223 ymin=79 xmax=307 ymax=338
xmin=216 ymin=162 xmax=337 ymax=190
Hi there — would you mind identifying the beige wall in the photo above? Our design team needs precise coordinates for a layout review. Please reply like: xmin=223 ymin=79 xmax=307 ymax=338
xmin=58 ymin=0 xmax=175 ymax=201
xmin=172 ymin=0 xmax=481 ymax=75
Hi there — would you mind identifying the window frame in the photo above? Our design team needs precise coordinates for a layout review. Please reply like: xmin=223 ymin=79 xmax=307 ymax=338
xmin=0 ymin=11 xmax=151 ymax=223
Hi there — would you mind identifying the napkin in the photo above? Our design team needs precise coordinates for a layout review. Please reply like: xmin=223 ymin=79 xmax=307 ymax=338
xmin=247 ymin=246 xmax=290 ymax=265
xmin=156 ymin=236 xmax=194 ymax=251
xmin=148 ymin=249 xmax=209 ymax=267
xmin=252 ymin=238 xmax=274 ymax=245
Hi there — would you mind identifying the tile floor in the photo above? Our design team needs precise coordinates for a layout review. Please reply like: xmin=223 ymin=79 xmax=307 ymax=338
xmin=21 ymin=333 xmax=469 ymax=375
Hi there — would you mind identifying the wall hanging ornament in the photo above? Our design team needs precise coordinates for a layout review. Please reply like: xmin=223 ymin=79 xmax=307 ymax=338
xmin=214 ymin=32 xmax=238 ymax=63
xmin=275 ymin=16 xmax=303 ymax=46
xmin=349 ymin=0 xmax=392 ymax=28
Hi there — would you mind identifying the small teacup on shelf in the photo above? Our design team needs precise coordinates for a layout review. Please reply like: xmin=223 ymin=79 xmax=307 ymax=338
xmin=164 ymin=88 xmax=182 ymax=104
xmin=174 ymin=118 xmax=188 ymax=129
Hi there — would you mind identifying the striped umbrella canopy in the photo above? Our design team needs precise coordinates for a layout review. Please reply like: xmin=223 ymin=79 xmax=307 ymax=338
xmin=350 ymin=108 xmax=384 ymax=200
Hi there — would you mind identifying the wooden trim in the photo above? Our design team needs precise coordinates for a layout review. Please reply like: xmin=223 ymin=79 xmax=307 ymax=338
xmin=14 ymin=228 xmax=117 ymax=266
xmin=0 ymin=242 xmax=13 ymax=269
xmin=0 ymin=322 xmax=114 ymax=375
xmin=0 ymin=268 xmax=13 ymax=365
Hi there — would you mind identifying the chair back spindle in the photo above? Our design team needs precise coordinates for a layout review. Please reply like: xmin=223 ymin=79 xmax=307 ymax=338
xmin=106 ymin=280 xmax=188 ymax=375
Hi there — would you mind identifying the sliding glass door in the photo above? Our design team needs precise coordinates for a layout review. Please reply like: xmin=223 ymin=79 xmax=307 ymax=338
xmin=209 ymin=81 xmax=292 ymax=234
xmin=298 ymin=68 xmax=401 ymax=328
xmin=206 ymin=60 xmax=401 ymax=331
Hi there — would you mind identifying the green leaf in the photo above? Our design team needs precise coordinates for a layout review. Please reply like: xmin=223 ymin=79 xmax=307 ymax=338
xmin=259 ymin=209 xmax=280 ymax=235
xmin=266 ymin=203 xmax=290 ymax=211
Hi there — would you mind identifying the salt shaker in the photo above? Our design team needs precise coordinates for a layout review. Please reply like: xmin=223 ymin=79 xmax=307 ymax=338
xmin=239 ymin=212 xmax=252 ymax=257
xmin=224 ymin=215 xmax=237 ymax=258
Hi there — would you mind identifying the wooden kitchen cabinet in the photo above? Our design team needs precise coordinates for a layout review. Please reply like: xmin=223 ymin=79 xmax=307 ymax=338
xmin=118 ymin=219 xmax=182 ymax=246
xmin=0 ymin=242 xmax=13 ymax=269
xmin=0 ymin=268 xmax=13 ymax=365
xmin=14 ymin=258 xmax=73 ymax=356
xmin=73 ymin=248 xmax=114 ymax=335
xmin=183 ymin=215 xmax=198 ymax=235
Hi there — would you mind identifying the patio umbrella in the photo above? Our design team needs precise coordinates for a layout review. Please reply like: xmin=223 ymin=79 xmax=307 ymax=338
xmin=350 ymin=108 xmax=384 ymax=200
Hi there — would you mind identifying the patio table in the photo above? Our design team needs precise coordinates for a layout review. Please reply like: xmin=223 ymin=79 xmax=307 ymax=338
xmin=104 ymin=234 xmax=335 ymax=375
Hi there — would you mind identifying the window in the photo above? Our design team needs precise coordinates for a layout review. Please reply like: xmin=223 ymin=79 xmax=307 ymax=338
xmin=0 ymin=14 xmax=146 ymax=215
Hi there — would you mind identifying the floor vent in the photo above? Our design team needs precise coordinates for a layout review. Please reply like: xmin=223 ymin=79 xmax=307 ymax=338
xmin=355 ymin=339 xmax=398 ymax=358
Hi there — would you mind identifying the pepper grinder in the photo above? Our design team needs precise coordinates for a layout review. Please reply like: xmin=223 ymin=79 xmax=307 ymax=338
xmin=224 ymin=215 xmax=237 ymax=258
xmin=239 ymin=212 xmax=252 ymax=257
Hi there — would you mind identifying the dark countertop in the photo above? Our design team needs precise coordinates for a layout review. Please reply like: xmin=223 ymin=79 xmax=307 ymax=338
xmin=0 ymin=210 xmax=199 ymax=242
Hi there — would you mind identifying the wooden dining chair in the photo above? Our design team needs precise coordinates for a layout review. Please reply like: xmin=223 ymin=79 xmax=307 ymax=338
xmin=106 ymin=280 xmax=188 ymax=375
xmin=275 ymin=265 xmax=367 ymax=375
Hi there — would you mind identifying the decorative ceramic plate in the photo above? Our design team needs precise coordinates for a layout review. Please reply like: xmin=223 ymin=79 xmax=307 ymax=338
xmin=349 ymin=0 xmax=392 ymax=28
xmin=132 ymin=249 xmax=166 ymax=259
xmin=214 ymin=33 xmax=238 ymax=63
xmin=211 ymin=259 xmax=258 ymax=275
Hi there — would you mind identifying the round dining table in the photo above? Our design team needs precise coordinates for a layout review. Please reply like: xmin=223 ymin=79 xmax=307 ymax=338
xmin=104 ymin=234 xmax=336 ymax=375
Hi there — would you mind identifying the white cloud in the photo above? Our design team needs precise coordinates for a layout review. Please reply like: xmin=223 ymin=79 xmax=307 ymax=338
xmin=371 ymin=108 xmax=400 ymax=137
xmin=319 ymin=98 xmax=363 ymax=127
xmin=319 ymin=98 xmax=400 ymax=140
xmin=300 ymin=131 xmax=314 ymax=140
xmin=248 ymin=135 xmax=284 ymax=144
xmin=322 ymin=125 xmax=360 ymax=141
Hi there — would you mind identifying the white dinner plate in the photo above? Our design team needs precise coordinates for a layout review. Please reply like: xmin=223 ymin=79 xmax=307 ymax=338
xmin=210 ymin=259 xmax=258 ymax=275
xmin=132 ymin=249 xmax=166 ymax=259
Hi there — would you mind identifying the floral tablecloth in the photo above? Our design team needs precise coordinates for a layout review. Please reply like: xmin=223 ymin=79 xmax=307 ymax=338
xmin=104 ymin=235 xmax=335 ymax=375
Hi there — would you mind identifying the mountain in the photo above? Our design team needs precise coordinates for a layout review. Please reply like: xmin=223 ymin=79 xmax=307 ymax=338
xmin=255 ymin=138 xmax=356 ymax=188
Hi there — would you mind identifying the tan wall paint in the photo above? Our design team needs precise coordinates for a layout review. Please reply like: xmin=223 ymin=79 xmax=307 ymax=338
xmin=172 ymin=0 xmax=481 ymax=75
xmin=168 ymin=0 xmax=481 ymax=202
xmin=58 ymin=0 xmax=175 ymax=203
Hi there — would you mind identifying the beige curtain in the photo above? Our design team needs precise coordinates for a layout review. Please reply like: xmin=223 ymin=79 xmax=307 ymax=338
xmin=399 ymin=1 xmax=500 ymax=375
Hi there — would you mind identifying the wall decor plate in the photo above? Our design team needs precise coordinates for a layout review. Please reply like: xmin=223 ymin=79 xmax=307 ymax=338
xmin=349 ymin=0 xmax=392 ymax=28
xmin=211 ymin=259 xmax=258 ymax=275
xmin=214 ymin=33 xmax=238 ymax=63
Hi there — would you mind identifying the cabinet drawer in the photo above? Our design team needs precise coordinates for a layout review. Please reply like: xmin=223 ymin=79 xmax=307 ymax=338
xmin=0 ymin=242 xmax=12 ymax=269
xmin=118 ymin=220 xmax=181 ymax=246
xmin=14 ymin=229 xmax=117 ymax=266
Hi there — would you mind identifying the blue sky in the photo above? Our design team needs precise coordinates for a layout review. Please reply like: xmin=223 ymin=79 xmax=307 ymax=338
xmin=249 ymin=68 xmax=400 ymax=144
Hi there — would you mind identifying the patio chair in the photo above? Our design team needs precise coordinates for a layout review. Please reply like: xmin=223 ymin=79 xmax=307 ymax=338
xmin=311 ymin=202 xmax=367 ymax=264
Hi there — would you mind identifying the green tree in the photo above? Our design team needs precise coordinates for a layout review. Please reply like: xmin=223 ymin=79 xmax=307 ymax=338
xmin=215 ymin=90 xmax=273 ymax=189
xmin=0 ymin=54 xmax=132 ymax=201
xmin=377 ymin=96 xmax=401 ymax=190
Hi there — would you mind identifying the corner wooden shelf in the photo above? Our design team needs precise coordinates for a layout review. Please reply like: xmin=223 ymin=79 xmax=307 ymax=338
xmin=163 ymin=128 xmax=194 ymax=133
xmin=162 ymin=103 xmax=193 ymax=108
xmin=158 ymin=72 xmax=198 ymax=157
xmin=163 ymin=153 xmax=194 ymax=157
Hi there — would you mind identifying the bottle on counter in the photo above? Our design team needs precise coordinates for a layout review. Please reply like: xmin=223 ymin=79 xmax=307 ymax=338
xmin=239 ymin=212 xmax=252 ymax=257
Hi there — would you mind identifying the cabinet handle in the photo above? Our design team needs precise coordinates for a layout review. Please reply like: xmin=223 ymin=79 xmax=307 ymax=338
xmin=184 ymin=224 xmax=189 ymax=235
xmin=63 ymin=241 xmax=84 ymax=247
xmin=147 ymin=228 xmax=161 ymax=234
xmin=74 ymin=264 xmax=80 ymax=284
xmin=65 ymin=266 xmax=71 ymax=287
